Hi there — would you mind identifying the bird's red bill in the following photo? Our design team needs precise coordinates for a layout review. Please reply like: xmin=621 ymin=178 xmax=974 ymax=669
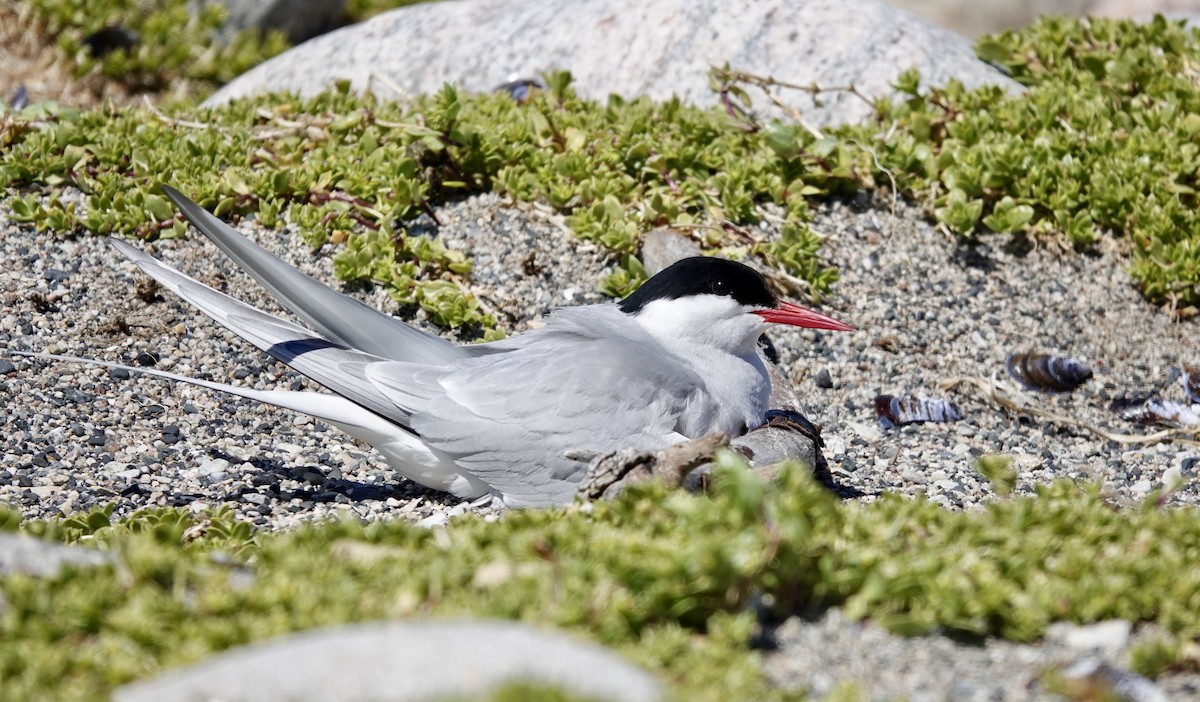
xmin=755 ymin=301 xmax=854 ymax=332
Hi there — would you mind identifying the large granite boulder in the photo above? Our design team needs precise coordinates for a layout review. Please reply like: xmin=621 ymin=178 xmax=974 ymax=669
xmin=204 ymin=0 xmax=1020 ymax=126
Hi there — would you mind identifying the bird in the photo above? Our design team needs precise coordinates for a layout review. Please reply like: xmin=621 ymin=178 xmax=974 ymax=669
xmin=20 ymin=187 xmax=854 ymax=508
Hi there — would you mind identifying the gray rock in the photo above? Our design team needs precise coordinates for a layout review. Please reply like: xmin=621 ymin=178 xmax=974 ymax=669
xmin=641 ymin=228 xmax=701 ymax=276
xmin=195 ymin=0 xmax=347 ymax=44
xmin=114 ymin=619 xmax=663 ymax=702
xmin=204 ymin=0 xmax=1019 ymax=126
xmin=0 ymin=533 xmax=112 ymax=578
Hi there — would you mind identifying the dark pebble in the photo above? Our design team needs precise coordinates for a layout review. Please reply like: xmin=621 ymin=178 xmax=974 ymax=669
xmin=142 ymin=404 xmax=166 ymax=417
xmin=814 ymin=368 xmax=834 ymax=389
xmin=88 ymin=432 xmax=106 ymax=447
xmin=233 ymin=367 xmax=252 ymax=380
xmin=0 ymin=359 xmax=16 ymax=375
xmin=135 ymin=351 xmax=159 ymax=367
xmin=82 ymin=25 xmax=139 ymax=57
xmin=63 ymin=388 xmax=93 ymax=404
xmin=347 ymin=485 xmax=388 ymax=501
xmin=43 ymin=268 xmax=70 ymax=283
xmin=108 ymin=366 xmax=130 ymax=380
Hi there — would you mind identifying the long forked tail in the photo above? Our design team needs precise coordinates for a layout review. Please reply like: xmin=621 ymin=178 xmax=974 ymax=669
xmin=109 ymin=237 xmax=411 ymax=425
xmin=13 ymin=351 xmax=403 ymax=444
xmin=160 ymin=185 xmax=470 ymax=365
xmin=12 ymin=352 xmax=489 ymax=498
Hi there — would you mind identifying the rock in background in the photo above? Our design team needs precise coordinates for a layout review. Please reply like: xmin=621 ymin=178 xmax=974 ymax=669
xmin=204 ymin=0 xmax=1019 ymax=126
xmin=890 ymin=0 xmax=1200 ymax=37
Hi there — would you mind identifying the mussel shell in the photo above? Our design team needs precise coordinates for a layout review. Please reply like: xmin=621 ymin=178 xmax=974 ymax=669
xmin=1005 ymin=353 xmax=1093 ymax=392
xmin=756 ymin=334 xmax=780 ymax=365
xmin=1112 ymin=396 xmax=1200 ymax=429
xmin=1181 ymin=364 xmax=1200 ymax=405
xmin=875 ymin=394 xmax=963 ymax=428
xmin=496 ymin=78 xmax=541 ymax=102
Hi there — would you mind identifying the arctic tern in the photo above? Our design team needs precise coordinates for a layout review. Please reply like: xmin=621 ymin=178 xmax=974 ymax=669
xmin=23 ymin=187 xmax=854 ymax=507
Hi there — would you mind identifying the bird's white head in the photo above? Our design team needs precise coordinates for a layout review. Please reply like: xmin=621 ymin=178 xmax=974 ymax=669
xmin=617 ymin=257 xmax=854 ymax=356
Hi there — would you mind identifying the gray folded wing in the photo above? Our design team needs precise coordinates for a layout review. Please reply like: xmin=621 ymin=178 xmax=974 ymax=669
xmin=366 ymin=313 xmax=707 ymax=507
xmin=161 ymin=185 xmax=478 ymax=365
xmin=111 ymin=238 xmax=412 ymax=427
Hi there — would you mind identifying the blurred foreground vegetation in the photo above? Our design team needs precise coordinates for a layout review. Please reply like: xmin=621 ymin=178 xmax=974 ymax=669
xmin=3 ymin=459 xmax=1199 ymax=699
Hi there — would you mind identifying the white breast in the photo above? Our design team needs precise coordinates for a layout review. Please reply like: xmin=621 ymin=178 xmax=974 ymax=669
xmin=671 ymin=343 xmax=772 ymax=437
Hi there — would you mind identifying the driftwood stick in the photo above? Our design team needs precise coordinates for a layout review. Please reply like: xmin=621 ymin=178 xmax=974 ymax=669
xmin=578 ymin=432 xmax=731 ymax=500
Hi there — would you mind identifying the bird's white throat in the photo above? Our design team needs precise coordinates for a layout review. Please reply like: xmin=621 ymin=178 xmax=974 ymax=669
xmin=631 ymin=295 xmax=773 ymax=436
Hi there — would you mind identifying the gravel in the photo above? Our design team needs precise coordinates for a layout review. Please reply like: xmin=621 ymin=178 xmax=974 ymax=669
xmin=767 ymin=194 xmax=1199 ymax=512
xmin=3 ymin=187 xmax=1199 ymax=697
xmin=763 ymin=609 xmax=1196 ymax=701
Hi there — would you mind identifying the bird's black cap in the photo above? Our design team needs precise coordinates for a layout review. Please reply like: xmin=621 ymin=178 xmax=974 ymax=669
xmin=618 ymin=257 xmax=777 ymax=314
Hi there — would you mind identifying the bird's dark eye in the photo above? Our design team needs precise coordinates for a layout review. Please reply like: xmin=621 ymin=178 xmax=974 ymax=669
xmin=710 ymin=280 xmax=728 ymax=295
